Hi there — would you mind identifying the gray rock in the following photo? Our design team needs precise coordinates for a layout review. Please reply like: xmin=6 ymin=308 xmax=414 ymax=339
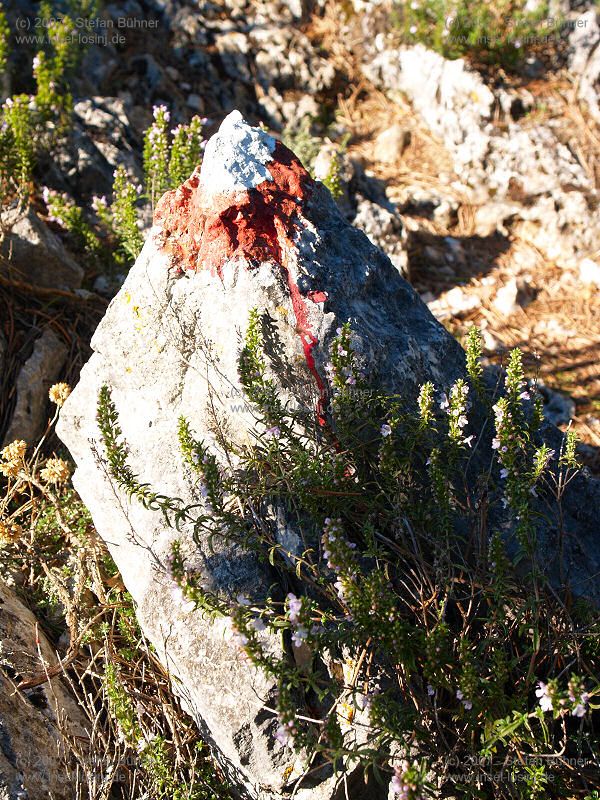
xmin=569 ymin=9 xmax=600 ymax=123
xmin=364 ymin=44 xmax=495 ymax=174
xmin=3 ymin=329 xmax=68 ymax=447
xmin=57 ymin=112 xmax=600 ymax=799
xmin=0 ymin=579 xmax=87 ymax=799
xmin=538 ymin=383 xmax=577 ymax=427
xmin=372 ymin=124 xmax=411 ymax=164
xmin=0 ymin=206 xmax=83 ymax=291
xmin=49 ymin=96 xmax=141 ymax=198
xmin=365 ymin=43 xmax=600 ymax=269
xmin=352 ymin=197 xmax=408 ymax=278
xmin=57 ymin=111 xmax=461 ymax=799
xmin=215 ymin=31 xmax=252 ymax=82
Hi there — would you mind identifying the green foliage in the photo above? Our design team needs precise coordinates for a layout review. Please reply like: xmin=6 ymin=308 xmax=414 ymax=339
xmin=144 ymin=104 xmax=171 ymax=209
xmin=282 ymin=115 xmax=322 ymax=173
xmin=43 ymin=187 xmax=106 ymax=262
xmin=110 ymin=165 xmax=144 ymax=262
xmin=0 ymin=0 xmax=94 ymax=207
xmin=391 ymin=0 xmax=551 ymax=70
xmin=0 ymin=8 xmax=10 ymax=75
xmin=103 ymin=659 xmax=229 ymax=799
xmin=1 ymin=95 xmax=35 ymax=203
xmin=169 ymin=115 xmax=205 ymax=187
xmin=33 ymin=3 xmax=80 ymax=123
xmin=283 ymin=117 xmax=348 ymax=202
xmin=323 ymin=149 xmax=343 ymax=199
xmin=96 ymin=315 xmax=599 ymax=797
xmin=144 ymin=105 xmax=206 ymax=208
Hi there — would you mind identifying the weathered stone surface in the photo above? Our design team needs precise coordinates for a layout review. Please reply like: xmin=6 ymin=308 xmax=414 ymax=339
xmin=48 ymin=97 xmax=142 ymax=198
xmin=0 ymin=207 xmax=83 ymax=291
xmin=0 ymin=579 xmax=87 ymax=800
xmin=570 ymin=10 xmax=600 ymax=123
xmin=57 ymin=111 xmax=600 ymax=798
xmin=3 ymin=329 xmax=68 ymax=447
xmin=364 ymin=43 xmax=600 ymax=269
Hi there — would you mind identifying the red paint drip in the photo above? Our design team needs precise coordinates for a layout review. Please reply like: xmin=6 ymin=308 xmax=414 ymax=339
xmin=154 ymin=139 xmax=328 ymax=423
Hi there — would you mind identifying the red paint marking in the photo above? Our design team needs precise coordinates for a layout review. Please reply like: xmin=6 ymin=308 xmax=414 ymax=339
xmin=307 ymin=290 xmax=328 ymax=304
xmin=154 ymin=139 xmax=328 ymax=423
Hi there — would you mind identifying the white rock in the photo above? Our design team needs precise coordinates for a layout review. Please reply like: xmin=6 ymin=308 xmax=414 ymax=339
xmin=493 ymin=279 xmax=520 ymax=317
xmin=579 ymin=257 xmax=600 ymax=287
xmin=200 ymin=110 xmax=276 ymax=197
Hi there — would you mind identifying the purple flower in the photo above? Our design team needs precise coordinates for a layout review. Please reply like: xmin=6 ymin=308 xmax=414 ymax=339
xmin=380 ymin=424 xmax=392 ymax=437
xmin=291 ymin=626 xmax=307 ymax=647
xmin=275 ymin=720 xmax=295 ymax=745
xmin=287 ymin=593 xmax=302 ymax=623
xmin=492 ymin=438 xmax=501 ymax=450
xmin=500 ymin=468 xmax=509 ymax=479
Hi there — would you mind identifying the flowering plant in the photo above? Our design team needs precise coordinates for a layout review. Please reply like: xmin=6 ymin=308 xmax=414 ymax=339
xmin=96 ymin=316 xmax=600 ymax=798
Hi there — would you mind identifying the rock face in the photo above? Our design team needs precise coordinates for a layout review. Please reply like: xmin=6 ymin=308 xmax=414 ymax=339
xmin=3 ymin=328 xmax=68 ymax=447
xmin=365 ymin=43 xmax=600 ymax=270
xmin=0 ymin=580 xmax=87 ymax=799
xmin=570 ymin=10 xmax=600 ymax=124
xmin=0 ymin=206 xmax=83 ymax=291
xmin=57 ymin=111 xmax=600 ymax=798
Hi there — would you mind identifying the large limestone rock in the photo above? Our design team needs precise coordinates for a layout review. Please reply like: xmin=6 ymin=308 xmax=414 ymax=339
xmin=57 ymin=111 xmax=600 ymax=798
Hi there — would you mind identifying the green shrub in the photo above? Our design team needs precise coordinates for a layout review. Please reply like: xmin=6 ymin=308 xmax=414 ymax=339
xmin=144 ymin=104 xmax=206 ymax=209
xmin=0 ymin=1 xmax=93 ymax=207
xmin=1 ymin=95 xmax=36 ymax=204
xmin=97 ymin=317 xmax=600 ymax=797
xmin=0 ymin=8 xmax=10 ymax=75
xmin=43 ymin=187 xmax=106 ymax=262
xmin=391 ymin=0 xmax=552 ymax=70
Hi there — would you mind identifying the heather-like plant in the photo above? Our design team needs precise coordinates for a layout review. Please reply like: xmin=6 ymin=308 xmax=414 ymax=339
xmin=144 ymin=105 xmax=206 ymax=209
xmin=169 ymin=115 xmax=205 ymax=188
xmin=0 ymin=1 xmax=92 ymax=208
xmin=33 ymin=3 xmax=79 ymax=124
xmin=43 ymin=187 xmax=106 ymax=263
xmin=108 ymin=166 xmax=144 ymax=262
xmin=144 ymin=104 xmax=171 ymax=209
xmin=1 ymin=95 xmax=35 ymax=204
xmin=96 ymin=318 xmax=600 ymax=798
xmin=0 ymin=8 xmax=9 ymax=75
